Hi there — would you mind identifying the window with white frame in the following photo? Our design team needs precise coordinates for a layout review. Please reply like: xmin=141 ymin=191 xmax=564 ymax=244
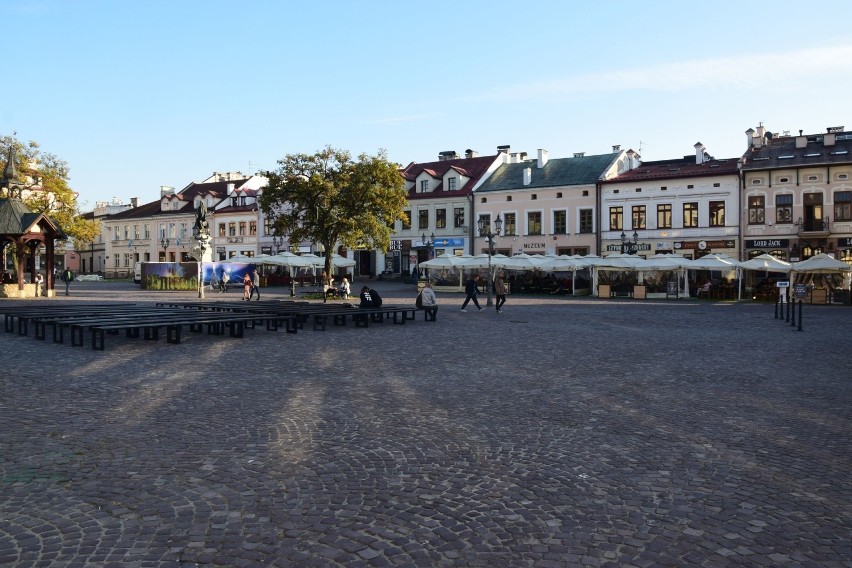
xmin=436 ymin=208 xmax=446 ymax=229
xmin=527 ymin=211 xmax=542 ymax=235
xmin=579 ymin=209 xmax=593 ymax=233
xmin=503 ymin=213 xmax=516 ymax=235
xmin=447 ymin=177 xmax=457 ymax=191
xmin=419 ymin=180 xmax=429 ymax=193
xmin=418 ymin=209 xmax=429 ymax=229
xmin=553 ymin=210 xmax=567 ymax=234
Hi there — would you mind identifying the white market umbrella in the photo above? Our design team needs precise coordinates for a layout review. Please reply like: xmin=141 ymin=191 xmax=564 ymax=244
xmin=791 ymin=253 xmax=851 ymax=273
xmin=497 ymin=253 xmax=550 ymax=271
xmin=418 ymin=253 xmax=473 ymax=269
xmin=739 ymin=254 xmax=793 ymax=273
xmin=220 ymin=254 xmax=257 ymax=264
xmin=689 ymin=253 xmax=740 ymax=270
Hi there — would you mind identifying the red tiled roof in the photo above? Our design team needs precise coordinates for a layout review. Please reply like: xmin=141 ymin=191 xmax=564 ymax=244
xmin=603 ymin=157 xmax=740 ymax=183
xmin=401 ymin=154 xmax=500 ymax=198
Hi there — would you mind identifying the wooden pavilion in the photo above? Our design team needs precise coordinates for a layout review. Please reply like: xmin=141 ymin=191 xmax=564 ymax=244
xmin=1 ymin=146 xmax=65 ymax=298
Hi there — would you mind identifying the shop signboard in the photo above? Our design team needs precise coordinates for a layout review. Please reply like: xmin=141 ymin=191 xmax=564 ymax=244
xmin=746 ymin=239 xmax=789 ymax=248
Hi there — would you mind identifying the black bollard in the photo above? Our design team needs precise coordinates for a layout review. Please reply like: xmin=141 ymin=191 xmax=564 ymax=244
xmin=798 ymin=299 xmax=803 ymax=331
xmin=785 ymin=295 xmax=790 ymax=323
xmin=775 ymin=295 xmax=780 ymax=319
xmin=790 ymin=297 xmax=796 ymax=327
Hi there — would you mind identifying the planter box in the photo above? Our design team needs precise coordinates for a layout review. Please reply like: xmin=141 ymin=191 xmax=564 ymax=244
xmin=633 ymin=285 xmax=646 ymax=300
xmin=598 ymin=284 xmax=611 ymax=298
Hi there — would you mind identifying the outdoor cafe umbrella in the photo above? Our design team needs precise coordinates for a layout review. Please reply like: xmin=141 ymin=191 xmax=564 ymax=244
xmin=418 ymin=253 xmax=473 ymax=290
xmin=496 ymin=253 xmax=550 ymax=271
xmin=738 ymin=253 xmax=793 ymax=273
xmin=791 ymin=253 xmax=851 ymax=274
xmin=642 ymin=253 xmax=694 ymax=297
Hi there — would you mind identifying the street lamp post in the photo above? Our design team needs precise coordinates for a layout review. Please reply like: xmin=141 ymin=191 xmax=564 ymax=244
xmin=621 ymin=230 xmax=639 ymax=255
xmin=477 ymin=215 xmax=503 ymax=307
xmin=160 ymin=236 xmax=170 ymax=261
xmin=421 ymin=232 xmax=435 ymax=259
xmin=272 ymin=235 xmax=284 ymax=254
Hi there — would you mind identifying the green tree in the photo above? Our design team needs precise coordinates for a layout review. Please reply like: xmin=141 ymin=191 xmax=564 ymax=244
xmin=260 ymin=146 xmax=407 ymax=287
xmin=1 ymin=136 xmax=99 ymax=246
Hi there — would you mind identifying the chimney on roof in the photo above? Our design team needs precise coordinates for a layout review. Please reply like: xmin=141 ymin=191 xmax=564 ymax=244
xmin=438 ymin=150 xmax=458 ymax=161
xmin=130 ymin=197 xmax=138 ymax=208
xmin=796 ymin=133 xmax=808 ymax=148
xmin=756 ymin=122 xmax=766 ymax=139
xmin=694 ymin=142 xmax=706 ymax=165
xmin=573 ymin=152 xmax=585 ymax=158
xmin=824 ymin=129 xmax=837 ymax=146
xmin=612 ymin=145 xmax=621 ymax=153
xmin=465 ymin=149 xmax=479 ymax=159
xmin=523 ymin=167 xmax=532 ymax=186
xmin=160 ymin=185 xmax=174 ymax=197
xmin=745 ymin=127 xmax=755 ymax=148
xmin=537 ymin=149 xmax=548 ymax=168
xmin=227 ymin=183 xmax=235 ymax=193
xmin=496 ymin=145 xmax=510 ymax=154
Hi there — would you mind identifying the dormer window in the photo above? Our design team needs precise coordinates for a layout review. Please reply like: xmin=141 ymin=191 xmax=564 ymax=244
xmin=240 ymin=196 xmax=246 ymax=206
xmin=447 ymin=177 xmax=457 ymax=191
xmin=231 ymin=197 xmax=238 ymax=206
xmin=420 ymin=180 xmax=429 ymax=193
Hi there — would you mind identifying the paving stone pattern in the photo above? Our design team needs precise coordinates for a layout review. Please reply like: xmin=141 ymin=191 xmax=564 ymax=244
xmin=0 ymin=281 xmax=850 ymax=567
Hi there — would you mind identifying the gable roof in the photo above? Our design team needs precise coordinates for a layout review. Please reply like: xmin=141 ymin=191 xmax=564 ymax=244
xmin=0 ymin=198 xmax=65 ymax=237
xmin=105 ymin=178 xmax=252 ymax=221
xmin=741 ymin=129 xmax=852 ymax=170
xmin=402 ymin=154 xmax=500 ymax=198
xmin=603 ymin=156 xmax=740 ymax=184
xmin=477 ymin=153 xmax=622 ymax=192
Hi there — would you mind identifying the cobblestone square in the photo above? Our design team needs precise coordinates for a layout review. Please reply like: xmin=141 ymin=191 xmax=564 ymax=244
xmin=1 ymin=281 xmax=849 ymax=567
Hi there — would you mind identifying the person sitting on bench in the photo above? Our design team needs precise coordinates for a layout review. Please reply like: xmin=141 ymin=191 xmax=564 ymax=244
xmin=420 ymin=282 xmax=438 ymax=321
xmin=359 ymin=286 xmax=382 ymax=308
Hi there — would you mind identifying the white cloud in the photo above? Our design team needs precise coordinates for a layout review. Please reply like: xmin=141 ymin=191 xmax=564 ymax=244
xmin=468 ymin=44 xmax=852 ymax=102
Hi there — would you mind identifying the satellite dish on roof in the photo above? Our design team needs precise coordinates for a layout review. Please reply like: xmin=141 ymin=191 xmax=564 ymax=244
xmin=765 ymin=131 xmax=774 ymax=139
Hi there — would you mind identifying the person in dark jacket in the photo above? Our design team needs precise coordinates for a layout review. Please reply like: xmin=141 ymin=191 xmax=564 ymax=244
xmin=359 ymin=286 xmax=381 ymax=308
xmin=460 ymin=274 xmax=483 ymax=312
xmin=61 ymin=268 xmax=73 ymax=296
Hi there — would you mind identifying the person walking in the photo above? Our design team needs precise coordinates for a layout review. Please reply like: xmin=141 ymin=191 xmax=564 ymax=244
xmin=250 ymin=269 xmax=261 ymax=300
xmin=461 ymin=274 xmax=483 ymax=312
xmin=242 ymin=272 xmax=252 ymax=301
xmin=494 ymin=271 xmax=508 ymax=313
xmin=34 ymin=272 xmax=44 ymax=297
xmin=61 ymin=267 xmax=73 ymax=296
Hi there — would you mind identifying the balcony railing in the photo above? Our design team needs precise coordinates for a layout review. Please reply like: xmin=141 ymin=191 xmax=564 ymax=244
xmin=796 ymin=216 xmax=830 ymax=236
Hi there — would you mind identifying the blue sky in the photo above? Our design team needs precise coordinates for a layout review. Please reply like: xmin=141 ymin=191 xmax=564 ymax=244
xmin=4 ymin=0 xmax=852 ymax=209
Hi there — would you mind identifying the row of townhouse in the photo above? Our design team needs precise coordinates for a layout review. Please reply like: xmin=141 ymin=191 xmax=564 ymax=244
xmin=91 ymin=123 xmax=852 ymax=280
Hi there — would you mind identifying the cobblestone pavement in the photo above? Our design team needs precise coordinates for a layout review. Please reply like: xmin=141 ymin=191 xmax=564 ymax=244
xmin=1 ymin=280 xmax=850 ymax=567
